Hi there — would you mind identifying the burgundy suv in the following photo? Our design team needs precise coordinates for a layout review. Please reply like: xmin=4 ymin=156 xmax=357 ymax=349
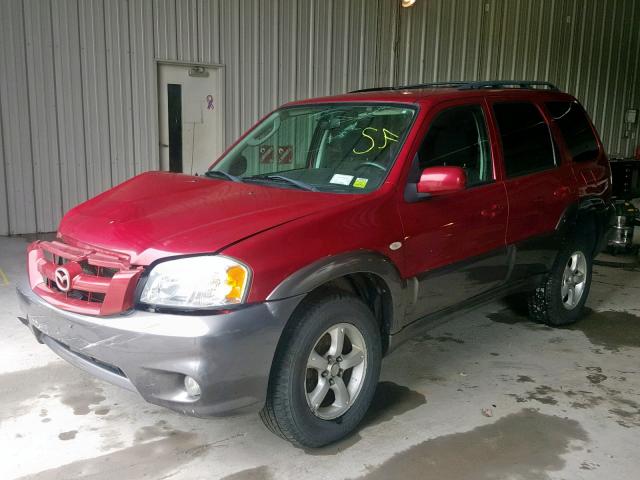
xmin=17 ymin=81 xmax=612 ymax=447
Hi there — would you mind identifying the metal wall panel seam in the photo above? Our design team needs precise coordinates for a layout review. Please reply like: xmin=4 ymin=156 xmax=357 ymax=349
xmin=627 ymin=0 xmax=640 ymax=154
xmin=0 ymin=79 xmax=9 ymax=234
xmin=271 ymin=0 xmax=278 ymax=105
xmin=497 ymin=0 xmax=509 ymax=79
xmin=252 ymin=0 xmax=259 ymax=117
xmin=460 ymin=0 xmax=470 ymax=80
xmin=522 ymin=0 xmax=533 ymax=79
xmin=307 ymin=1 xmax=315 ymax=96
xmin=543 ymin=0 xmax=556 ymax=80
xmin=572 ymin=0 xmax=588 ymax=100
xmin=99 ymin=0 xmax=114 ymax=188
xmin=20 ymin=0 xmax=39 ymax=232
xmin=257 ymin=0 xmax=265 ymax=116
xmin=341 ymin=2 xmax=350 ymax=92
xmin=617 ymin=0 xmax=636 ymax=155
xmin=473 ymin=0 xmax=485 ymax=81
xmin=76 ymin=0 xmax=91 ymax=204
xmin=584 ymin=2 xmax=598 ymax=113
xmin=127 ymin=0 xmax=140 ymax=174
xmin=508 ymin=0 xmax=522 ymax=80
xmin=399 ymin=7 xmax=410 ymax=84
xmin=482 ymin=0 xmax=497 ymax=79
xmin=390 ymin=0 xmax=400 ymax=87
xmin=48 ymin=0 xmax=65 ymax=228
xmin=611 ymin=0 xmax=628 ymax=154
xmin=531 ymin=0 xmax=544 ymax=80
xmin=591 ymin=1 xmax=610 ymax=123
xmin=445 ymin=0 xmax=455 ymax=80
xmin=415 ymin=2 xmax=426 ymax=81
xmin=174 ymin=0 xmax=179 ymax=60
xmin=291 ymin=0 xmax=298 ymax=100
xmin=600 ymin=0 xmax=620 ymax=148
xmin=621 ymin=0 xmax=640 ymax=155
xmin=357 ymin=1 xmax=365 ymax=89
xmin=52 ymin=0 xmax=89 ymax=212
xmin=391 ymin=0 xmax=400 ymax=85
xmin=563 ymin=0 xmax=577 ymax=89
xmin=432 ymin=0 xmax=442 ymax=82
xmin=613 ymin=0 xmax=632 ymax=154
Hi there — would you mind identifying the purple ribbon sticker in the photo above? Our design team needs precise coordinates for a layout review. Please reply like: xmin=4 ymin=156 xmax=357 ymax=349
xmin=206 ymin=95 xmax=214 ymax=110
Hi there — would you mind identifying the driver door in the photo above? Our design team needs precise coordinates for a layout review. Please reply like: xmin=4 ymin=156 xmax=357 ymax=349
xmin=398 ymin=102 xmax=509 ymax=321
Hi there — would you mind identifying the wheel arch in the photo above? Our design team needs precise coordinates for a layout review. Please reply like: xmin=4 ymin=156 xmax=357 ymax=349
xmin=267 ymin=251 xmax=407 ymax=354
xmin=556 ymin=197 xmax=613 ymax=257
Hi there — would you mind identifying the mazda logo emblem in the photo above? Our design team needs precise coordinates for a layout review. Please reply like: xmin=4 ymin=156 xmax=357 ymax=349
xmin=54 ymin=267 xmax=72 ymax=292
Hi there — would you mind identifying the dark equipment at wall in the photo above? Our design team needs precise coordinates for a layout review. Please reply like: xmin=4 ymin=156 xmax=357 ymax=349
xmin=608 ymin=200 xmax=640 ymax=253
xmin=610 ymin=158 xmax=640 ymax=199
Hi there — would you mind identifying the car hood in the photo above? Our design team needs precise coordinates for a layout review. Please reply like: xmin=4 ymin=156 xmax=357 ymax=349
xmin=59 ymin=172 xmax=356 ymax=264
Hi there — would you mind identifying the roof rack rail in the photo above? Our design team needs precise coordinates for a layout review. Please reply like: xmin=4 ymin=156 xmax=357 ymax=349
xmin=459 ymin=80 xmax=560 ymax=91
xmin=350 ymin=80 xmax=560 ymax=93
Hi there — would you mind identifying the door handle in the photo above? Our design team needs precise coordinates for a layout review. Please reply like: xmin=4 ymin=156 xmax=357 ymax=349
xmin=553 ymin=186 xmax=571 ymax=198
xmin=481 ymin=204 xmax=500 ymax=218
xmin=160 ymin=143 xmax=169 ymax=148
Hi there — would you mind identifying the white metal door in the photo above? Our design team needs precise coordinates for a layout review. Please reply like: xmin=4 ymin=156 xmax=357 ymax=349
xmin=158 ymin=64 xmax=224 ymax=174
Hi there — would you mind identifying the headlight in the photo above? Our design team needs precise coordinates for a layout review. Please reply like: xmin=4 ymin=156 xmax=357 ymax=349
xmin=140 ymin=256 xmax=250 ymax=308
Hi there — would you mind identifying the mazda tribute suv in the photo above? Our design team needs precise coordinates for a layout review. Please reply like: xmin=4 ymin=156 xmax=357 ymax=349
xmin=17 ymin=80 xmax=612 ymax=447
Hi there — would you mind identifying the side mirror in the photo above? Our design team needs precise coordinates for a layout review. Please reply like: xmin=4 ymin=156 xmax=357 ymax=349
xmin=417 ymin=166 xmax=467 ymax=195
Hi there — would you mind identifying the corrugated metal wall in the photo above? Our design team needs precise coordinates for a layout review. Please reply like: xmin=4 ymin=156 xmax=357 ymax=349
xmin=0 ymin=0 xmax=639 ymax=234
xmin=394 ymin=0 xmax=640 ymax=157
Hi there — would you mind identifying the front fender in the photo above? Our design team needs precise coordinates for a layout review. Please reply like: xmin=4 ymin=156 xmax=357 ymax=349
xmin=267 ymin=250 xmax=407 ymax=333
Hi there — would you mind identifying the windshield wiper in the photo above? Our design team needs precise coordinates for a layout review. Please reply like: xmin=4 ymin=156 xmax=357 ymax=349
xmin=245 ymin=174 xmax=317 ymax=192
xmin=203 ymin=170 xmax=242 ymax=183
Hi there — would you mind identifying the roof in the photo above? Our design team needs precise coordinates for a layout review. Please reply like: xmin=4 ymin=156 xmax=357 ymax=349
xmin=285 ymin=81 xmax=576 ymax=107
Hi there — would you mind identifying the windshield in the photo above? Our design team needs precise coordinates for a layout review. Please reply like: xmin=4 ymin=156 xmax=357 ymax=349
xmin=209 ymin=103 xmax=416 ymax=193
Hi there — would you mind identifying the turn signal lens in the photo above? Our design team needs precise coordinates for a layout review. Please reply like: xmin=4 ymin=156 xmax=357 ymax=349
xmin=226 ymin=265 xmax=247 ymax=303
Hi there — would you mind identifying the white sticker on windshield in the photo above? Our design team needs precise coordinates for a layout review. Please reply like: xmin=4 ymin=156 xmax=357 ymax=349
xmin=330 ymin=174 xmax=354 ymax=186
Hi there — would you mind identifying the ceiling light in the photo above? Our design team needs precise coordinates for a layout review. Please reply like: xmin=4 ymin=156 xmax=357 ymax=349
xmin=401 ymin=0 xmax=416 ymax=7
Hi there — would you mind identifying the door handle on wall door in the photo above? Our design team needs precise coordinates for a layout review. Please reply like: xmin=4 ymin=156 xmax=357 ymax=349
xmin=160 ymin=143 xmax=169 ymax=148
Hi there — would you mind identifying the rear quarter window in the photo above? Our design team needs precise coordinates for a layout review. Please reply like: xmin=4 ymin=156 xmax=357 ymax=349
xmin=546 ymin=101 xmax=599 ymax=163
xmin=493 ymin=102 xmax=556 ymax=178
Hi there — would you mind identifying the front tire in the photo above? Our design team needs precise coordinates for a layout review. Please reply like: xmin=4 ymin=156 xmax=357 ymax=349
xmin=528 ymin=236 xmax=593 ymax=326
xmin=260 ymin=292 xmax=382 ymax=448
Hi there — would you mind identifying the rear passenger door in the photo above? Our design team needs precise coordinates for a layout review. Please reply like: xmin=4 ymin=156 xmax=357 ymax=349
xmin=490 ymin=101 xmax=577 ymax=279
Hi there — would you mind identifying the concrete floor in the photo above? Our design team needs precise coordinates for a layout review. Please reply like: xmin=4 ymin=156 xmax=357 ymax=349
xmin=1 ymin=235 xmax=639 ymax=480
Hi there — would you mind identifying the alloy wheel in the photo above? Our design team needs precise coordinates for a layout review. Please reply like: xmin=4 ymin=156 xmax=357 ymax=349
xmin=304 ymin=323 xmax=368 ymax=420
xmin=561 ymin=251 xmax=587 ymax=310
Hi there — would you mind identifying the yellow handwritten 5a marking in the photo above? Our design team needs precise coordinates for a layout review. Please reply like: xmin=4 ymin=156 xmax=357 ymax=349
xmin=353 ymin=128 xmax=399 ymax=155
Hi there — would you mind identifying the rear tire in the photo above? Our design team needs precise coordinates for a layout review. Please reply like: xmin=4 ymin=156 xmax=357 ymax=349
xmin=528 ymin=236 xmax=593 ymax=326
xmin=260 ymin=291 xmax=381 ymax=448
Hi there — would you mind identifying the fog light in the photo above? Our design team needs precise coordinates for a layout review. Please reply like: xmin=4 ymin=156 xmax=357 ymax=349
xmin=184 ymin=375 xmax=201 ymax=398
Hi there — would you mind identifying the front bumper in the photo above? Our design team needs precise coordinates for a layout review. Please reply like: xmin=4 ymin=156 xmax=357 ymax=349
xmin=16 ymin=278 xmax=303 ymax=416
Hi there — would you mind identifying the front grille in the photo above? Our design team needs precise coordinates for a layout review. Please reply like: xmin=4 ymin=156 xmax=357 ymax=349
xmin=27 ymin=239 xmax=143 ymax=316
xmin=45 ymin=278 xmax=106 ymax=303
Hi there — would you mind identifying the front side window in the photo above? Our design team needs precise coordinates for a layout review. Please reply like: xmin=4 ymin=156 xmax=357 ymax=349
xmin=210 ymin=104 xmax=416 ymax=193
xmin=546 ymin=101 xmax=599 ymax=163
xmin=493 ymin=102 xmax=556 ymax=178
xmin=418 ymin=105 xmax=492 ymax=186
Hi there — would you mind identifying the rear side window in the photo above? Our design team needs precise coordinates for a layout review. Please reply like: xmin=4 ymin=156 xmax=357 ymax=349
xmin=493 ymin=102 xmax=555 ymax=178
xmin=546 ymin=101 xmax=599 ymax=162
xmin=418 ymin=105 xmax=492 ymax=186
